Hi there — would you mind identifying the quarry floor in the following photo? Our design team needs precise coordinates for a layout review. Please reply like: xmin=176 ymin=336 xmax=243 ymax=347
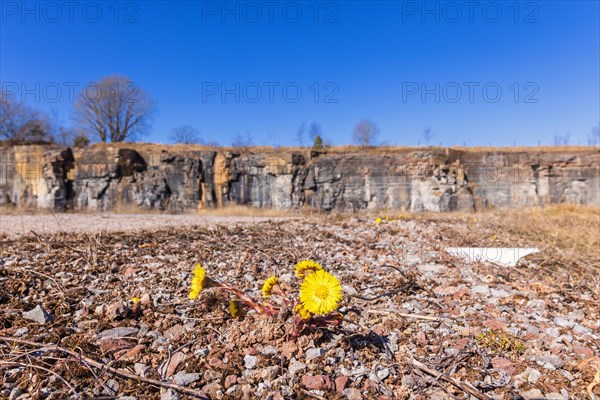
xmin=0 ymin=207 xmax=598 ymax=400
xmin=0 ymin=213 xmax=292 ymax=237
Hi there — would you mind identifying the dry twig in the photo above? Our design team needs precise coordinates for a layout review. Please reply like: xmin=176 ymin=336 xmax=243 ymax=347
xmin=578 ymin=356 xmax=600 ymax=399
xmin=409 ymin=358 xmax=493 ymax=400
xmin=0 ymin=337 xmax=209 ymax=399
xmin=0 ymin=360 xmax=76 ymax=394
xmin=368 ymin=309 xmax=441 ymax=321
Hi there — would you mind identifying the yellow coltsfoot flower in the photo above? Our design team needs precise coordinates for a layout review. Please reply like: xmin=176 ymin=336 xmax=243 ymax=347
xmin=230 ymin=299 xmax=242 ymax=318
xmin=189 ymin=264 xmax=207 ymax=300
xmin=294 ymin=260 xmax=323 ymax=278
xmin=294 ymin=303 xmax=312 ymax=320
xmin=299 ymin=269 xmax=342 ymax=315
xmin=262 ymin=276 xmax=279 ymax=298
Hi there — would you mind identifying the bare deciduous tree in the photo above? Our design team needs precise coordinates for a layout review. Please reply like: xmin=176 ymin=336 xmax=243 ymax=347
xmin=554 ymin=133 xmax=570 ymax=146
xmin=267 ymin=131 xmax=281 ymax=148
xmin=232 ymin=131 xmax=254 ymax=147
xmin=308 ymin=122 xmax=322 ymax=142
xmin=352 ymin=119 xmax=379 ymax=146
xmin=295 ymin=122 xmax=306 ymax=146
xmin=17 ymin=118 xmax=52 ymax=142
xmin=0 ymin=91 xmax=52 ymax=143
xmin=587 ymin=125 xmax=600 ymax=146
xmin=74 ymin=75 xmax=155 ymax=142
xmin=0 ymin=91 xmax=24 ymax=140
xmin=421 ymin=127 xmax=435 ymax=145
xmin=171 ymin=125 xmax=202 ymax=144
xmin=49 ymin=109 xmax=84 ymax=146
xmin=53 ymin=127 xmax=79 ymax=146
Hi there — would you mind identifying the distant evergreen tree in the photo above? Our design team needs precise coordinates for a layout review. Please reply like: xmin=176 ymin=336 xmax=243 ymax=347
xmin=313 ymin=135 xmax=323 ymax=150
xmin=73 ymin=135 xmax=90 ymax=148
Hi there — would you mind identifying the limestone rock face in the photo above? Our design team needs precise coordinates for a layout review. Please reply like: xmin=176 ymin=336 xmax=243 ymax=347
xmin=1 ymin=144 xmax=598 ymax=212
xmin=70 ymin=147 xmax=204 ymax=211
xmin=0 ymin=145 xmax=74 ymax=209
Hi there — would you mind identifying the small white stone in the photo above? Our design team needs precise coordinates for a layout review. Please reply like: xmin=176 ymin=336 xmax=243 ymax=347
xmin=305 ymin=348 xmax=325 ymax=361
xmin=173 ymin=372 xmax=200 ymax=386
xmin=243 ymin=354 xmax=257 ymax=369
xmin=288 ymin=358 xmax=306 ymax=375
xmin=22 ymin=305 xmax=53 ymax=324
xmin=527 ymin=369 xmax=541 ymax=384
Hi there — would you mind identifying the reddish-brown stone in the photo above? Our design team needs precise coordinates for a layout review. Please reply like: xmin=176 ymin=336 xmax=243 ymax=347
xmin=301 ymin=374 xmax=332 ymax=390
xmin=280 ymin=341 xmax=298 ymax=359
xmin=484 ymin=319 xmax=507 ymax=331
xmin=335 ymin=375 xmax=350 ymax=393
xmin=573 ymin=345 xmax=594 ymax=358
xmin=491 ymin=356 xmax=516 ymax=375
xmin=224 ymin=374 xmax=238 ymax=389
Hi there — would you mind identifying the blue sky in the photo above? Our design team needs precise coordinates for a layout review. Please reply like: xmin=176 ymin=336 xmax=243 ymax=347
xmin=1 ymin=1 xmax=599 ymax=146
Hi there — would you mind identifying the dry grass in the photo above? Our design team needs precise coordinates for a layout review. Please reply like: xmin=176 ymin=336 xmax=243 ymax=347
xmin=0 ymin=204 xmax=304 ymax=217
xmin=72 ymin=204 xmax=308 ymax=217
xmin=197 ymin=204 xmax=306 ymax=217
xmin=75 ymin=142 xmax=600 ymax=155
xmin=317 ymin=144 xmax=599 ymax=154
xmin=417 ymin=204 xmax=600 ymax=291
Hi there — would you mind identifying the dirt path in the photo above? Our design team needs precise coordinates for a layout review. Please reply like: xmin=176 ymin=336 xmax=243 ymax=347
xmin=0 ymin=213 xmax=292 ymax=237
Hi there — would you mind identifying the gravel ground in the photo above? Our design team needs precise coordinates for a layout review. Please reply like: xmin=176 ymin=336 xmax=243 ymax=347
xmin=0 ymin=214 xmax=598 ymax=400
xmin=0 ymin=213 xmax=292 ymax=237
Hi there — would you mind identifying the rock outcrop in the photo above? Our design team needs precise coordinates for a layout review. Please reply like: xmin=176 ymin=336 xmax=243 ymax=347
xmin=1 ymin=143 xmax=598 ymax=212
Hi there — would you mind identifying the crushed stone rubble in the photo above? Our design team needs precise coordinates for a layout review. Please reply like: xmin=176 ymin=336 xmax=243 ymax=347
xmin=0 ymin=216 xmax=598 ymax=399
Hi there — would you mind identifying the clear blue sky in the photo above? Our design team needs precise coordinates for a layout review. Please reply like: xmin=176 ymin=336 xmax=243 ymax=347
xmin=1 ymin=1 xmax=599 ymax=146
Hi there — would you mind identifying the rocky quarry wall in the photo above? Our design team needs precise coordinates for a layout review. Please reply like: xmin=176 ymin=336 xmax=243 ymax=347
xmin=1 ymin=144 xmax=598 ymax=213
